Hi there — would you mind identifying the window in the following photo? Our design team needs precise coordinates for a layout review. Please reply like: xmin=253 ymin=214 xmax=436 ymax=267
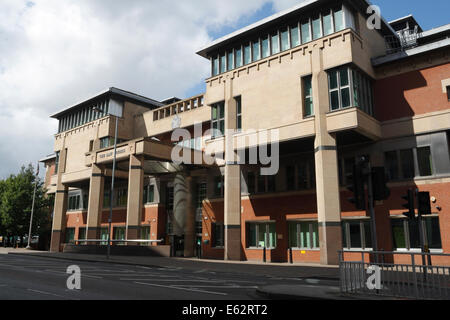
xmin=100 ymin=228 xmax=109 ymax=245
xmin=212 ymin=57 xmax=219 ymax=76
xmin=65 ymin=228 xmax=75 ymax=244
xmin=342 ymin=220 xmax=373 ymax=250
xmin=334 ymin=8 xmax=344 ymax=31
xmin=312 ymin=15 xmax=322 ymax=40
xmin=235 ymin=47 xmax=242 ymax=68
xmin=227 ymin=51 xmax=234 ymax=71
xmin=214 ymin=176 xmax=224 ymax=197
xmin=68 ymin=194 xmax=81 ymax=211
xmin=417 ymin=147 xmax=433 ymax=177
xmin=244 ymin=44 xmax=251 ymax=65
xmin=211 ymin=102 xmax=225 ymax=138
xmin=247 ymin=171 xmax=276 ymax=194
xmin=247 ymin=222 xmax=277 ymax=249
xmin=288 ymin=221 xmax=319 ymax=249
xmin=285 ymin=158 xmax=315 ymax=191
xmin=280 ymin=28 xmax=290 ymax=51
xmin=328 ymin=66 xmax=373 ymax=115
xmin=143 ymin=184 xmax=155 ymax=204
xmin=286 ymin=166 xmax=295 ymax=191
xmin=385 ymin=147 xmax=433 ymax=181
xmin=141 ymin=226 xmax=151 ymax=242
xmin=261 ymin=36 xmax=270 ymax=58
xmin=323 ymin=11 xmax=334 ymax=36
xmin=113 ymin=227 xmax=126 ymax=245
xmin=235 ymin=96 xmax=242 ymax=131
xmin=385 ymin=151 xmax=399 ymax=181
xmin=78 ymin=228 xmax=86 ymax=242
xmin=54 ymin=151 xmax=60 ymax=174
xmin=220 ymin=54 xmax=226 ymax=74
xmin=301 ymin=20 xmax=311 ymax=43
xmin=400 ymin=149 xmax=415 ymax=179
xmin=117 ymin=187 xmax=128 ymax=207
xmin=303 ymin=75 xmax=313 ymax=117
xmin=212 ymin=223 xmax=224 ymax=248
xmin=271 ymin=33 xmax=280 ymax=54
xmin=252 ymin=40 xmax=260 ymax=62
xmin=391 ymin=217 xmax=442 ymax=250
xmin=447 ymin=86 xmax=450 ymax=101
xmin=290 ymin=25 xmax=300 ymax=47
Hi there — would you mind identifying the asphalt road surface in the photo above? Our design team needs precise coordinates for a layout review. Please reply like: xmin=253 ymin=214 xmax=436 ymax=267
xmin=0 ymin=254 xmax=338 ymax=300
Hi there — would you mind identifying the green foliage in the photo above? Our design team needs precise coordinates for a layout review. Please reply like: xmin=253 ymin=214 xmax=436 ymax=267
xmin=0 ymin=164 xmax=51 ymax=237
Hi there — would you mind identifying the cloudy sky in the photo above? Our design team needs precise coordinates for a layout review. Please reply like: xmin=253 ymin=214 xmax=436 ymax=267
xmin=0 ymin=0 xmax=448 ymax=179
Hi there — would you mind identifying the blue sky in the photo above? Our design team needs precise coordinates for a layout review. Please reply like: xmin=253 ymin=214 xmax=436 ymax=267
xmin=185 ymin=0 xmax=450 ymax=97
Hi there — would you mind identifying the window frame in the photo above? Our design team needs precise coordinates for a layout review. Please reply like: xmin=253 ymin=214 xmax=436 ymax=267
xmin=342 ymin=219 xmax=373 ymax=250
xmin=247 ymin=222 xmax=277 ymax=249
xmin=288 ymin=220 xmax=320 ymax=250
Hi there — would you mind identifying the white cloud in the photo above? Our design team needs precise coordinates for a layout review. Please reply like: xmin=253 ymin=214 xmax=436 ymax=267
xmin=0 ymin=0 xmax=305 ymax=178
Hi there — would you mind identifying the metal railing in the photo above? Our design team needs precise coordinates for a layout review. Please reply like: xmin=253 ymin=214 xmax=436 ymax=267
xmin=72 ymin=239 xmax=163 ymax=246
xmin=339 ymin=250 xmax=450 ymax=300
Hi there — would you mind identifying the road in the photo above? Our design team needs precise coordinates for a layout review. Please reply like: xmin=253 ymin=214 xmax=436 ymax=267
xmin=0 ymin=254 xmax=339 ymax=300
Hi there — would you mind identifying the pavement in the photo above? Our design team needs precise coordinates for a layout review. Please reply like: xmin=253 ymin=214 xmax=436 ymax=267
xmin=2 ymin=250 xmax=393 ymax=300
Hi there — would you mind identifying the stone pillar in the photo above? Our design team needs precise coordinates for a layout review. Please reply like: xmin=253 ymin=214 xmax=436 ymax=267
xmin=126 ymin=154 xmax=144 ymax=241
xmin=173 ymin=172 xmax=188 ymax=237
xmin=184 ymin=176 xmax=196 ymax=257
xmin=86 ymin=164 xmax=105 ymax=241
xmin=311 ymin=45 xmax=342 ymax=265
xmin=223 ymin=75 xmax=242 ymax=261
xmin=50 ymin=147 xmax=68 ymax=253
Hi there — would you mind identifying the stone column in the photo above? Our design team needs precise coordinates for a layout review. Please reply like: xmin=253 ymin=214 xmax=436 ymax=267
xmin=183 ymin=176 xmax=196 ymax=257
xmin=126 ymin=154 xmax=144 ymax=241
xmin=311 ymin=44 xmax=342 ymax=265
xmin=86 ymin=164 xmax=105 ymax=242
xmin=173 ymin=173 xmax=188 ymax=238
xmin=224 ymin=75 xmax=242 ymax=261
xmin=50 ymin=147 xmax=68 ymax=252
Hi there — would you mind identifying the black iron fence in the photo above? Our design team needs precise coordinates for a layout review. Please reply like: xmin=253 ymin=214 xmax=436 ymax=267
xmin=339 ymin=250 xmax=450 ymax=300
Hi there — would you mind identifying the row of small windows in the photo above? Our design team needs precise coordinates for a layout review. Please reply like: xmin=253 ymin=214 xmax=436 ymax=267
xmin=211 ymin=5 xmax=354 ymax=76
xmin=58 ymin=100 xmax=109 ymax=133
xmin=65 ymin=226 xmax=151 ymax=244
xmin=210 ymin=217 xmax=442 ymax=251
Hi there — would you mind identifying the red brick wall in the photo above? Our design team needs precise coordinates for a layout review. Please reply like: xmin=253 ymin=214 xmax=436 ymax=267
xmin=374 ymin=63 xmax=450 ymax=122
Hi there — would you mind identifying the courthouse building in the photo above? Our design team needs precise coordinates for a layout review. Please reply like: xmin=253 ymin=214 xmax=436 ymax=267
xmin=42 ymin=0 xmax=450 ymax=265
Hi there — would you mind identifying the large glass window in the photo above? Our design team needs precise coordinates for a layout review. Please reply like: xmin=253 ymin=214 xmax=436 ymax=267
xmin=261 ymin=37 xmax=270 ymax=58
xmin=247 ymin=222 xmax=277 ymax=249
xmin=244 ymin=44 xmax=251 ymax=65
xmin=65 ymin=228 xmax=75 ymax=244
xmin=235 ymin=47 xmax=242 ymax=68
xmin=113 ymin=227 xmax=126 ymax=245
xmin=417 ymin=147 xmax=433 ymax=177
xmin=252 ymin=40 xmax=260 ymax=62
xmin=288 ymin=221 xmax=319 ymax=249
xmin=271 ymin=33 xmax=280 ymax=54
xmin=391 ymin=217 xmax=442 ymax=250
xmin=236 ymin=96 xmax=242 ymax=131
xmin=312 ymin=15 xmax=322 ymax=40
xmin=68 ymin=194 xmax=81 ymax=211
xmin=211 ymin=102 xmax=225 ymax=138
xmin=303 ymin=75 xmax=313 ymax=117
xmin=290 ymin=25 xmax=300 ymax=47
xmin=143 ymin=184 xmax=155 ymax=204
xmin=301 ymin=20 xmax=311 ymax=43
xmin=323 ymin=11 xmax=334 ymax=36
xmin=227 ymin=51 xmax=234 ymax=71
xmin=342 ymin=220 xmax=373 ymax=250
xmin=212 ymin=223 xmax=224 ymax=248
xmin=220 ymin=55 xmax=226 ymax=74
xmin=280 ymin=29 xmax=290 ymax=51
xmin=334 ymin=8 xmax=344 ymax=31
xmin=328 ymin=66 xmax=373 ymax=115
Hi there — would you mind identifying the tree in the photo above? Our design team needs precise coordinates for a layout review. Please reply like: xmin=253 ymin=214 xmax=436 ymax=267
xmin=0 ymin=164 xmax=52 ymax=246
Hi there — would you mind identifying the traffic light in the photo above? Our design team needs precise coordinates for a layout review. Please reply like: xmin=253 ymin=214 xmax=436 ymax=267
xmin=418 ymin=192 xmax=432 ymax=216
xmin=347 ymin=163 xmax=366 ymax=210
xmin=402 ymin=189 xmax=415 ymax=220
xmin=372 ymin=167 xmax=391 ymax=201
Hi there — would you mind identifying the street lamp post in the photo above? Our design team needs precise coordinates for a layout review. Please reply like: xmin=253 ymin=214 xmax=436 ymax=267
xmin=94 ymin=107 xmax=119 ymax=260
xmin=26 ymin=163 xmax=39 ymax=250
